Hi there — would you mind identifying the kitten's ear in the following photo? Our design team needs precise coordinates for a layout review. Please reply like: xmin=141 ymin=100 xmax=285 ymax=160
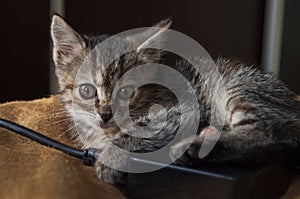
xmin=51 ymin=15 xmax=86 ymax=67
xmin=129 ymin=19 xmax=172 ymax=51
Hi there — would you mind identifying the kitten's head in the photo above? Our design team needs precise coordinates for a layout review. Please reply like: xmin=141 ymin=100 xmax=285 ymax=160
xmin=51 ymin=15 xmax=176 ymax=147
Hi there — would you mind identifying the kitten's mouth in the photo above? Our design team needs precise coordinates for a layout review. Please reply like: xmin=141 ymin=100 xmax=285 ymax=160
xmin=99 ymin=121 xmax=120 ymax=136
xmin=99 ymin=121 xmax=115 ymax=129
xmin=99 ymin=119 xmax=120 ymax=129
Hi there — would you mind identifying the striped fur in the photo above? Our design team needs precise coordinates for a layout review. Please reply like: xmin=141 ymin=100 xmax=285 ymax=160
xmin=51 ymin=15 xmax=300 ymax=184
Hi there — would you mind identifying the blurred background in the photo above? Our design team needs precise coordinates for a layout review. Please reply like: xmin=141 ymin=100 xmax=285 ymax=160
xmin=0 ymin=0 xmax=299 ymax=103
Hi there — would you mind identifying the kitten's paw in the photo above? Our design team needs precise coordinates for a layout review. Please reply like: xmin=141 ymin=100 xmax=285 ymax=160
xmin=170 ymin=139 xmax=204 ymax=166
xmin=170 ymin=126 xmax=219 ymax=165
xmin=95 ymin=161 xmax=126 ymax=184
xmin=170 ymin=136 xmax=195 ymax=165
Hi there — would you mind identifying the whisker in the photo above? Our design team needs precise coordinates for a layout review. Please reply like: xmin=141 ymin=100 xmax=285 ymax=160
xmin=46 ymin=118 xmax=74 ymax=126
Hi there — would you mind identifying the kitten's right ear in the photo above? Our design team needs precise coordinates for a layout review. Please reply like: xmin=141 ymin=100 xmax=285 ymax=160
xmin=51 ymin=15 xmax=86 ymax=67
xmin=133 ymin=19 xmax=172 ymax=51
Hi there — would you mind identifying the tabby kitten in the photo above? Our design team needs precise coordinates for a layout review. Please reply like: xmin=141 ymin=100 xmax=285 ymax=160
xmin=51 ymin=15 xmax=300 ymax=184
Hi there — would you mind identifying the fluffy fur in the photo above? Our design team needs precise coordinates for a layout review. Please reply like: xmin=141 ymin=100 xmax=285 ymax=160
xmin=51 ymin=15 xmax=300 ymax=184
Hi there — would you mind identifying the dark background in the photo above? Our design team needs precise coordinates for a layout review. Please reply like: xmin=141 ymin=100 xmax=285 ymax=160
xmin=0 ymin=1 xmax=299 ymax=103
xmin=280 ymin=0 xmax=300 ymax=94
xmin=1 ymin=1 xmax=49 ymax=103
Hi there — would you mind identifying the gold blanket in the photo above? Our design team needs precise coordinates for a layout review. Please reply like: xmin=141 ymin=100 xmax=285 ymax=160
xmin=0 ymin=96 xmax=124 ymax=199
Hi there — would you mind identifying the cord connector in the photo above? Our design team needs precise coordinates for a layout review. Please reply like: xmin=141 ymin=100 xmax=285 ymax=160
xmin=83 ymin=148 xmax=102 ymax=166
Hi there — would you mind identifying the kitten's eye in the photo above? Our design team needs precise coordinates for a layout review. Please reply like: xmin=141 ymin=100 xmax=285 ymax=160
xmin=79 ymin=84 xmax=97 ymax=100
xmin=117 ymin=86 xmax=135 ymax=100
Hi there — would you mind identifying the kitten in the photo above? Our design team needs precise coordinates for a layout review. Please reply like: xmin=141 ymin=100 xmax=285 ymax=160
xmin=51 ymin=15 xmax=300 ymax=184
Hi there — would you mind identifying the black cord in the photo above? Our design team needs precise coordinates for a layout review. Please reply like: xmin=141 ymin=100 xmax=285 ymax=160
xmin=0 ymin=118 xmax=100 ymax=166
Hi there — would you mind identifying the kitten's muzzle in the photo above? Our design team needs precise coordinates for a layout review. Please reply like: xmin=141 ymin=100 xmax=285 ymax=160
xmin=100 ymin=111 xmax=113 ymax=123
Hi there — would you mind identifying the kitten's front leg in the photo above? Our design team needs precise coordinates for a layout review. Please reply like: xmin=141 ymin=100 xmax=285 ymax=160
xmin=170 ymin=103 xmax=271 ymax=165
xmin=170 ymin=125 xmax=296 ymax=166
xmin=95 ymin=144 xmax=128 ymax=184
xmin=95 ymin=162 xmax=125 ymax=184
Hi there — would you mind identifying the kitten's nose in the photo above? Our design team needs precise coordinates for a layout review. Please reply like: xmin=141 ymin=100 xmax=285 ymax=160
xmin=99 ymin=106 xmax=112 ymax=123
xmin=100 ymin=111 xmax=112 ymax=123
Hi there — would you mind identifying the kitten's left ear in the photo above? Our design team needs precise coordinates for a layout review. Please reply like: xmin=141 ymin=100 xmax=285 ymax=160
xmin=129 ymin=19 xmax=172 ymax=52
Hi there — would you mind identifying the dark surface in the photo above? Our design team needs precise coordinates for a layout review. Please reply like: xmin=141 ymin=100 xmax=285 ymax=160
xmin=128 ymin=158 xmax=289 ymax=199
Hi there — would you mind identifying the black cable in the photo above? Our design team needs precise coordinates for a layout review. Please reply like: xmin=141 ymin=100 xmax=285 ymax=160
xmin=0 ymin=118 xmax=100 ymax=166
